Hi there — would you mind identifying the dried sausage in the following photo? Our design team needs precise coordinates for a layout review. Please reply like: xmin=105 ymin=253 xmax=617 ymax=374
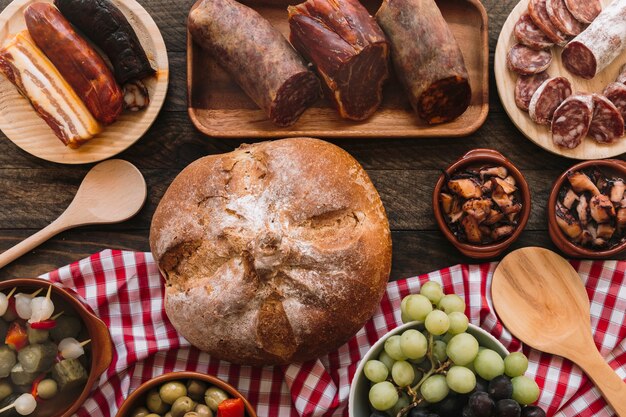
xmin=515 ymin=72 xmax=550 ymax=111
xmin=588 ymin=94 xmax=624 ymax=143
xmin=529 ymin=76 xmax=572 ymax=125
xmin=0 ymin=31 xmax=100 ymax=148
xmin=188 ymin=0 xmax=320 ymax=127
xmin=564 ymin=0 xmax=601 ymax=25
xmin=507 ymin=44 xmax=552 ymax=75
xmin=604 ymin=82 xmax=626 ymax=127
xmin=24 ymin=3 xmax=123 ymax=125
xmin=288 ymin=0 xmax=389 ymax=121
xmin=54 ymin=0 xmax=155 ymax=85
xmin=551 ymin=94 xmax=593 ymax=149
xmin=546 ymin=0 xmax=585 ymax=36
xmin=375 ymin=0 xmax=471 ymax=124
xmin=528 ymin=0 xmax=568 ymax=46
xmin=561 ymin=0 xmax=626 ymax=80
xmin=514 ymin=12 xmax=554 ymax=50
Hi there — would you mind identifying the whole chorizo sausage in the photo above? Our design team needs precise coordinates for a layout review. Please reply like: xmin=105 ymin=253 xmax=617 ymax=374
xmin=24 ymin=2 xmax=123 ymax=125
xmin=188 ymin=0 xmax=320 ymax=127
xmin=375 ymin=0 xmax=471 ymax=124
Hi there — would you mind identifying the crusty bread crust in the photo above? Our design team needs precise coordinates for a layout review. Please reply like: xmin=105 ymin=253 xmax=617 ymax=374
xmin=150 ymin=138 xmax=392 ymax=365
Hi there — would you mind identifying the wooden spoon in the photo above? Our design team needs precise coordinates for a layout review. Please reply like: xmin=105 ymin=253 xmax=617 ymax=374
xmin=0 ymin=159 xmax=147 ymax=269
xmin=492 ymin=247 xmax=626 ymax=416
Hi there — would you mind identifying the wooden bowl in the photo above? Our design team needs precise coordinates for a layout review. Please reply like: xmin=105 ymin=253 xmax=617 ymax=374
xmin=0 ymin=278 xmax=113 ymax=417
xmin=548 ymin=159 xmax=626 ymax=259
xmin=116 ymin=371 xmax=257 ymax=417
xmin=432 ymin=148 xmax=531 ymax=259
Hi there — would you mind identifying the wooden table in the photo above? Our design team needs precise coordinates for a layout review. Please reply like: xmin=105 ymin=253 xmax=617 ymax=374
xmin=0 ymin=0 xmax=623 ymax=281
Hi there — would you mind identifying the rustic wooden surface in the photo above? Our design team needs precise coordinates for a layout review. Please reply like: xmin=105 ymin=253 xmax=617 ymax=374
xmin=0 ymin=0 xmax=624 ymax=281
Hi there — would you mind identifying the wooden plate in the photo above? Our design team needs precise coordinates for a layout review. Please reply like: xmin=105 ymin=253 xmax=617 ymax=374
xmin=494 ymin=0 xmax=625 ymax=160
xmin=187 ymin=0 xmax=489 ymax=138
xmin=0 ymin=0 xmax=168 ymax=164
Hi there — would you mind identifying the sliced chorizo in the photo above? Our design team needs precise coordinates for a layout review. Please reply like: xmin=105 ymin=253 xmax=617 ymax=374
xmin=588 ymin=94 xmax=625 ymax=144
xmin=551 ymin=94 xmax=593 ymax=149
xmin=528 ymin=0 xmax=569 ymax=46
xmin=188 ymin=0 xmax=320 ymax=127
xmin=529 ymin=76 xmax=572 ymax=125
xmin=515 ymin=72 xmax=550 ymax=111
xmin=561 ymin=1 xmax=626 ymax=79
xmin=514 ymin=12 xmax=555 ymax=50
xmin=604 ymin=82 xmax=626 ymax=128
xmin=564 ymin=0 xmax=601 ymax=25
xmin=546 ymin=0 xmax=585 ymax=36
xmin=507 ymin=44 xmax=552 ymax=75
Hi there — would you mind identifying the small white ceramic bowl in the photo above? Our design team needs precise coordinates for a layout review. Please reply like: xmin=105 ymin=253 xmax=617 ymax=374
xmin=349 ymin=321 xmax=510 ymax=417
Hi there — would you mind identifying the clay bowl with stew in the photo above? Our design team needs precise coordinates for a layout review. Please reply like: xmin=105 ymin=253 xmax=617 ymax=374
xmin=548 ymin=159 xmax=626 ymax=259
xmin=0 ymin=278 xmax=112 ymax=417
xmin=116 ymin=371 xmax=257 ymax=417
xmin=432 ymin=149 xmax=531 ymax=259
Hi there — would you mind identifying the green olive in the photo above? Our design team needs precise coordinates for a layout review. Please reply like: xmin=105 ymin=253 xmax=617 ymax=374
xmin=164 ymin=413 xmax=172 ymax=417
xmin=186 ymin=380 xmax=207 ymax=402
xmin=146 ymin=389 xmax=169 ymax=414
xmin=194 ymin=404 xmax=212 ymax=417
xmin=130 ymin=406 xmax=149 ymax=417
xmin=159 ymin=381 xmax=187 ymax=405
xmin=0 ymin=380 xmax=12 ymax=402
xmin=183 ymin=413 xmax=198 ymax=417
xmin=145 ymin=414 xmax=161 ymax=417
xmin=171 ymin=396 xmax=196 ymax=417
xmin=37 ymin=379 xmax=58 ymax=400
xmin=204 ymin=387 xmax=228 ymax=412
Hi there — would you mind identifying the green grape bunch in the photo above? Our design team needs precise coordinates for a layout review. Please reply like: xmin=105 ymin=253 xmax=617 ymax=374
xmin=363 ymin=281 xmax=545 ymax=417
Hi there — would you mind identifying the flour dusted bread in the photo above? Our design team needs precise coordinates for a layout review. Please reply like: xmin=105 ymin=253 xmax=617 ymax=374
xmin=150 ymin=138 xmax=392 ymax=365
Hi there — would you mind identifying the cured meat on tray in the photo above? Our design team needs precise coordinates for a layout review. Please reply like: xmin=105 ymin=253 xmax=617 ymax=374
xmin=24 ymin=3 xmax=123 ymax=125
xmin=188 ymin=0 xmax=320 ymax=127
xmin=529 ymin=76 xmax=572 ymax=125
xmin=514 ymin=12 xmax=554 ymax=50
xmin=528 ymin=0 xmax=567 ymax=46
xmin=563 ymin=0 xmax=601 ymax=25
xmin=562 ymin=0 xmax=626 ymax=79
xmin=604 ymin=82 xmax=626 ymax=122
xmin=0 ymin=31 xmax=101 ymax=148
xmin=551 ymin=94 xmax=593 ymax=149
xmin=515 ymin=72 xmax=550 ymax=111
xmin=546 ymin=0 xmax=585 ymax=37
xmin=375 ymin=0 xmax=471 ymax=124
xmin=507 ymin=44 xmax=552 ymax=74
xmin=589 ymin=94 xmax=624 ymax=144
xmin=288 ymin=0 xmax=389 ymax=121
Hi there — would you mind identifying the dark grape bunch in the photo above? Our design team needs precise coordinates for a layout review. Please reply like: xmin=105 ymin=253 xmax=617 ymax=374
xmin=364 ymin=281 xmax=547 ymax=417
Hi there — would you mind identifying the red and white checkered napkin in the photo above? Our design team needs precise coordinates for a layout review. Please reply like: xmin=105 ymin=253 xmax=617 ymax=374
xmin=39 ymin=250 xmax=625 ymax=417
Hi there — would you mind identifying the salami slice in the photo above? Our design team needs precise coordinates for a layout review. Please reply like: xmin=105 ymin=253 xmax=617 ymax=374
xmin=564 ymin=0 xmax=601 ymax=25
xmin=528 ymin=0 xmax=569 ymax=46
xmin=529 ymin=76 xmax=572 ymax=125
xmin=561 ymin=1 xmax=626 ymax=80
xmin=588 ymin=94 xmax=625 ymax=143
xmin=616 ymin=63 xmax=626 ymax=85
xmin=546 ymin=0 xmax=585 ymax=36
xmin=507 ymin=44 xmax=552 ymax=75
xmin=551 ymin=94 xmax=593 ymax=149
xmin=515 ymin=72 xmax=550 ymax=111
xmin=514 ymin=12 xmax=555 ymax=50
xmin=604 ymin=82 xmax=626 ymax=126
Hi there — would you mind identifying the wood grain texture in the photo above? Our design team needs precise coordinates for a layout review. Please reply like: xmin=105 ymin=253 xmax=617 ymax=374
xmin=493 ymin=247 xmax=626 ymax=416
xmin=0 ymin=0 xmax=625 ymax=284
xmin=187 ymin=0 xmax=489 ymax=138
xmin=0 ymin=0 xmax=169 ymax=164
xmin=494 ymin=0 xmax=626 ymax=160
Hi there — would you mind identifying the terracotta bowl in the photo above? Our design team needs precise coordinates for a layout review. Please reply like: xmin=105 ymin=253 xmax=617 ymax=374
xmin=0 ymin=278 xmax=112 ymax=417
xmin=548 ymin=159 xmax=626 ymax=259
xmin=116 ymin=371 xmax=258 ymax=417
xmin=432 ymin=149 xmax=532 ymax=259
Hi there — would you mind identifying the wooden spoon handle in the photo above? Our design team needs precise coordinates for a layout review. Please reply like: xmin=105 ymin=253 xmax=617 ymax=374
xmin=575 ymin=348 xmax=626 ymax=416
xmin=0 ymin=216 xmax=69 ymax=269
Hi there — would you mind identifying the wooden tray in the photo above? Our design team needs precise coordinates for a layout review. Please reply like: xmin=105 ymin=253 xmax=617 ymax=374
xmin=0 ymin=0 xmax=168 ymax=164
xmin=494 ymin=0 xmax=625 ymax=160
xmin=187 ymin=0 xmax=489 ymax=138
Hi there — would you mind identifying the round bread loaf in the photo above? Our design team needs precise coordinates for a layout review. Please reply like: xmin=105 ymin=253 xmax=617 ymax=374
xmin=149 ymin=138 xmax=392 ymax=365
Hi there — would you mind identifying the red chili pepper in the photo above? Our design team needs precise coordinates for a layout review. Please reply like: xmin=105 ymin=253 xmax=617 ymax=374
xmin=30 ymin=319 xmax=56 ymax=330
xmin=217 ymin=398 xmax=245 ymax=417
xmin=5 ymin=321 xmax=28 ymax=351
xmin=31 ymin=374 xmax=46 ymax=400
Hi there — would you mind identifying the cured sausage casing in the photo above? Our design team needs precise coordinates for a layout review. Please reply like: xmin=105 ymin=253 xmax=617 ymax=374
xmin=188 ymin=0 xmax=320 ymax=127
xmin=25 ymin=2 xmax=123 ymax=125
xmin=375 ymin=0 xmax=471 ymax=124
xmin=0 ymin=31 xmax=100 ymax=148
xmin=288 ymin=0 xmax=389 ymax=121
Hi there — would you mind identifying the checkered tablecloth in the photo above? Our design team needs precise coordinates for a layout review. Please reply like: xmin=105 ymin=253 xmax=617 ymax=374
xmin=39 ymin=249 xmax=625 ymax=417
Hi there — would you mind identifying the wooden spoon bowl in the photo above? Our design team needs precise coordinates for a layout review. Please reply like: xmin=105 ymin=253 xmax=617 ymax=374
xmin=492 ymin=247 xmax=626 ymax=416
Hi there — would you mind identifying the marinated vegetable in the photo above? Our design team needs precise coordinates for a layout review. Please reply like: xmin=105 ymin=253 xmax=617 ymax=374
xmin=51 ymin=359 xmax=88 ymax=392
